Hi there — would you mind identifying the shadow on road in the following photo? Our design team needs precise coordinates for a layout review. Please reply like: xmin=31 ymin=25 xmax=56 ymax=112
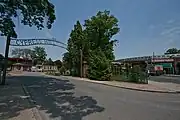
xmin=0 ymin=76 xmax=32 ymax=120
xmin=5 ymin=75 xmax=105 ymax=120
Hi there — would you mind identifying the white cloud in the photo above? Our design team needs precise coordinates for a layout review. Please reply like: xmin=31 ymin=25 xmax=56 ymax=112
xmin=167 ymin=19 xmax=175 ymax=24
xmin=160 ymin=26 xmax=180 ymax=36
xmin=157 ymin=20 xmax=180 ymax=47
xmin=149 ymin=24 xmax=155 ymax=29
xmin=166 ymin=39 xmax=174 ymax=45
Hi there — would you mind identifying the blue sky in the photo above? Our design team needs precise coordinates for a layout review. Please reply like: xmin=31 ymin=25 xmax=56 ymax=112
xmin=0 ymin=0 xmax=180 ymax=60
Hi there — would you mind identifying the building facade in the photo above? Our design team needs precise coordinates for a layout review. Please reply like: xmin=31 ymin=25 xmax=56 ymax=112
xmin=8 ymin=58 xmax=33 ymax=71
xmin=115 ymin=54 xmax=180 ymax=75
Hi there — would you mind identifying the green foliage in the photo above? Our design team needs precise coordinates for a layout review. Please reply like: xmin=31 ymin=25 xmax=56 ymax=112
xmin=111 ymin=65 xmax=148 ymax=84
xmin=62 ymin=52 xmax=72 ymax=70
xmin=59 ymin=66 xmax=66 ymax=75
xmin=63 ymin=20 xmax=85 ymax=76
xmin=11 ymin=48 xmax=32 ymax=58
xmin=63 ymin=10 xmax=120 ymax=80
xmin=46 ymin=58 xmax=53 ymax=65
xmin=0 ymin=54 xmax=4 ymax=59
xmin=84 ymin=10 xmax=119 ymax=60
xmin=88 ymin=48 xmax=112 ymax=81
xmin=0 ymin=0 xmax=56 ymax=37
xmin=54 ymin=60 xmax=62 ymax=70
xmin=165 ymin=48 xmax=180 ymax=54
xmin=31 ymin=46 xmax=47 ymax=64
xmin=0 ymin=54 xmax=4 ymax=70
xmin=11 ymin=47 xmax=47 ymax=64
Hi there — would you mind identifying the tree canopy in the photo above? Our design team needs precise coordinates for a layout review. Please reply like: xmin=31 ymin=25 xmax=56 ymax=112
xmin=65 ymin=21 xmax=85 ymax=76
xmin=31 ymin=46 xmax=47 ymax=64
xmin=63 ymin=10 xmax=120 ymax=80
xmin=11 ymin=48 xmax=32 ymax=58
xmin=54 ymin=60 xmax=62 ymax=70
xmin=165 ymin=48 xmax=180 ymax=54
xmin=0 ymin=0 xmax=56 ymax=37
xmin=11 ymin=47 xmax=47 ymax=65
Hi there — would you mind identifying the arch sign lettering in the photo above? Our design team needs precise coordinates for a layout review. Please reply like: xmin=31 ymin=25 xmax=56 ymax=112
xmin=10 ymin=38 xmax=67 ymax=50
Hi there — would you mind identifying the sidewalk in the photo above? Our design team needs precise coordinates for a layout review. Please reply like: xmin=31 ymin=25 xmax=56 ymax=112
xmin=0 ymin=76 xmax=42 ymax=120
xmin=163 ymin=74 xmax=180 ymax=77
xmin=56 ymin=76 xmax=180 ymax=93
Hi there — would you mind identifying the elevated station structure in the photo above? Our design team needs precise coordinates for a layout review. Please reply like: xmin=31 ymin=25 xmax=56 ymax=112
xmin=115 ymin=54 xmax=180 ymax=74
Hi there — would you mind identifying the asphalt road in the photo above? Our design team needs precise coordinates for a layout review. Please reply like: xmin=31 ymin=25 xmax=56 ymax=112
xmin=150 ymin=76 xmax=180 ymax=84
xmin=17 ymin=72 xmax=180 ymax=120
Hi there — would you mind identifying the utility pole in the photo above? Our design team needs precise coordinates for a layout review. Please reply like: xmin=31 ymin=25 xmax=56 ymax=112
xmin=152 ymin=52 xmax=155 ymax=65
xmin=80 ymin=49 xmax=83 ymax=78
xmin=1 ymin=36 xmax=11 ymax=85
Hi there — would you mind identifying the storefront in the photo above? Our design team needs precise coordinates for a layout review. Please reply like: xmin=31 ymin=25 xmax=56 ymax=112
xmin=8 ymin=58 xmax=33 ymax=71
xmin=152 ymin=58 xmax=174 ymax=74
xmin=155 ymin=63 xmax=174 ymax=74
xmin=11 ymin=63 xmax=32 ymax=71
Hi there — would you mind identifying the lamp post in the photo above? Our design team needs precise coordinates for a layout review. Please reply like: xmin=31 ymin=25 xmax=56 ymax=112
xmin=1 ymin=36 xmax=11 ymax=85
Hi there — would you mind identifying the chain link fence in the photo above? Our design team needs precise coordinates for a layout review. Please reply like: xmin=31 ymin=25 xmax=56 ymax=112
xmin=111 ymin=63 xmax=149 ymax=84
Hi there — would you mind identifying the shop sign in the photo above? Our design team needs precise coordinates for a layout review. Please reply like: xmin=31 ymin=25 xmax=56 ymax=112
xmin=152 ymin=58 xmax=174 ymax=62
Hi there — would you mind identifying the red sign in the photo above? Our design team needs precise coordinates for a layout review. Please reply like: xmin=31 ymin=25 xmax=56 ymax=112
xmin=152 ymin=58 xmax=174 ymax=62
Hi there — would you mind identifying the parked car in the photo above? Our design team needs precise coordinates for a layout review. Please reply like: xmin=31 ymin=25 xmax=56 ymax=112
xmin=31 ymin=66 xmax=37 ymax=72
xmin=149 ymin=65 xmax=163 ymax=76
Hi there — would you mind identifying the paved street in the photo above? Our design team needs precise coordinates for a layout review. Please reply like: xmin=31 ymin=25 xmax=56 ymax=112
xmin=150 ymin=76 xmax=180 ymax=84
xmin=3 ymin=72 xmax=180 ymax=120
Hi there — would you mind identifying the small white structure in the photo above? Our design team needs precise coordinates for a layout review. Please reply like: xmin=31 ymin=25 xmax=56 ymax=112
xmin=31 ymin=64 xmax=58 ymax=72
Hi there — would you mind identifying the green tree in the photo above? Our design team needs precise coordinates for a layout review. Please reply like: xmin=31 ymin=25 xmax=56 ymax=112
xmin=11 ymin=48 xmax=32 ymax=58
xmin=165 ymin=48 xmax=179 ymax=54
xmin=64 ymin=10 xmax=120 ymax=80
xmin=178 ymin=49 xmax=180 ymax=53
xmin=84 ymin=10 xmax=119 ymax=60
xmin=84 ymin=10 xmax=120 ymax=80
xmin=0 ymin=54 xmax=4 ymax=82
xmin=47 ymin=58 xmax=53 ymax=65
xmin=64 ymin=21 xmax=85 ymax=76
xmin=11 ymin=48 xmax=22 ymax=58
xmin=88 ymin=48 xmax=112 ymax=80
xmin=0 ymin=0 xmax=56 ymax=37
xmin=62 ymin=52 xmax=71 ymax=69
xmin=31 ymin=46 xmax=47 ymax=64
xmin=54 ymin=60 xmax=62 ymax=70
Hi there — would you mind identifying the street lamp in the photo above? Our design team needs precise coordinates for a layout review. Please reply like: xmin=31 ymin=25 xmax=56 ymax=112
xmin=1 ymin=36 xmax=11 ymax=85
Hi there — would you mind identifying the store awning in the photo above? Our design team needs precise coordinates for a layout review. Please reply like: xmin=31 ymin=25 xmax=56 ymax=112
xmin=155 ymin=63 xmax=173 ymax=68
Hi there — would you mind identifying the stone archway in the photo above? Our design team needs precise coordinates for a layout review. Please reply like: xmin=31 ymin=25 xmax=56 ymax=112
xmin=10 ymin=38 xmax=67 ymax=49
xmin=1 ymin=37 xmax=67 ymax=85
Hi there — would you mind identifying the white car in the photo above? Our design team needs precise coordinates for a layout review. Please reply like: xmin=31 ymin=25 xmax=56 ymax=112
xmin=31 ymin=66 xmax=37 ymax=72
xmin=37 ymin=68 xmax=43 ymax=72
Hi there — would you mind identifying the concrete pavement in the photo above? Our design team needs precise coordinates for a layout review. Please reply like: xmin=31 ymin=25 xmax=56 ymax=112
xmin=6 ymin=72 xmax=180 ymax=120
xmin=0 ymin=76 xmax=42 ymax=120
xmin=150 ymin=76 xmax=180 ymax=84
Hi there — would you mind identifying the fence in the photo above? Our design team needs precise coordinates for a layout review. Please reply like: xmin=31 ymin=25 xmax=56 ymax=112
xmin=111 ymin=63 xmax=148 ymax=84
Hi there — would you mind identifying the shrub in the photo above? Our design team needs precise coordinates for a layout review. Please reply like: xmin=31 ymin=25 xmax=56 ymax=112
xmin=88 ymin=49 xmax=112 ymax=81
xmin=111 ymin=65 xmax=148 ymax=84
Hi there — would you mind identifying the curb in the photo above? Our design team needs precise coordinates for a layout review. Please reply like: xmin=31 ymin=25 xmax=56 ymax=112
xmin=163 ymin=75 xmax=180 ymax=77
xmin=59 ymin=76 xmax=180 ymax=94
xmin=94 ymin=82 xmax=180 ymax=94
xmin=21 ymin=84 xmax=43 ymax=120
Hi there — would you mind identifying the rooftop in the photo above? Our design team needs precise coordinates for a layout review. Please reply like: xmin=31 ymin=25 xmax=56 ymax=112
xmin=115 ymin=54 xmax=180 ymax=62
